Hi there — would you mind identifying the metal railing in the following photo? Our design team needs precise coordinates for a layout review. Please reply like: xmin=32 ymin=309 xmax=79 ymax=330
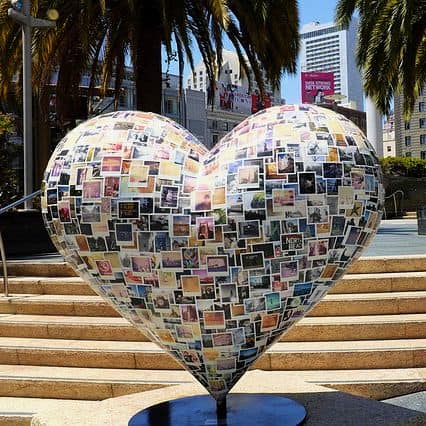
xmin=383 ymin=190 xmax=404 ymax=220
xmin=0 ymin=190 xmax=41 ymax=296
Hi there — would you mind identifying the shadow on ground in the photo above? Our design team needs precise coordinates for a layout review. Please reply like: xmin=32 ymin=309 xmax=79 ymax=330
xmin=289 ymin=391 xmax=426 ymax=426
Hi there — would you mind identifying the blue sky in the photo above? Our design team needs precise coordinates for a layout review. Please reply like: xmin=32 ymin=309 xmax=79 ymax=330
xmin=281 ymin=0 xmax=339 ymax=104
xmin=164 ymin=0 xmax=339 ymax=104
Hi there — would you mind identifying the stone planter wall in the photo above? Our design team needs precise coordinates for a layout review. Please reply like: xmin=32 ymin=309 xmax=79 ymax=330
xmin=383 ymin=176 xmax=426 ymax=217
xmin=0 ymin=211 xmax=57 ymax=257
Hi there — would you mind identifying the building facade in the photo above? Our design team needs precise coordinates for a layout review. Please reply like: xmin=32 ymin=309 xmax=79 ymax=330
xmin=383 ymin=115 xmax=396 ymax=158
xmin=92 ymin=71 xmax=207 ymax=144
xmin=186 ymin=50 xmax=282 ymax=148
xmin=206 ymin=109 xmax=247 ymax=149
xmin=300 ymin=20 xmax=364 ymax=111
xmin=395 ymin=92 xmax=426 ymax=159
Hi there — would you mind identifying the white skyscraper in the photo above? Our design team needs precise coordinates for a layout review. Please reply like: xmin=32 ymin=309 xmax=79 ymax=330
xmin=186 ymin=50 xmax=281 ymax=106
xmin=185 ymin=50 xmax=282 ymax=148
xmin=300 ymin=20 xmax=363 ymax=110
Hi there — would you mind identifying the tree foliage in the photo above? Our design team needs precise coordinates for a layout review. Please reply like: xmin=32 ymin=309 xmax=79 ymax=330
xmin=0 ymin=0 xmax=300 ymax=116
xmin=380 ymin=156 xmax=426 ymax=178
xmin=336 ymin=0 xmax=426 ymax=117
xmin=0 ymin=113 xmax=20 ymax=207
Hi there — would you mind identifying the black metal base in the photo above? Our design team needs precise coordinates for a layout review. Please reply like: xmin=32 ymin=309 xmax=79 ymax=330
xmin=128 ymin=394 xmax=307 ymax=426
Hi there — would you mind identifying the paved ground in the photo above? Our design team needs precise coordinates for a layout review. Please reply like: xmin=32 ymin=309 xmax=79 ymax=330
xmin=382 ymin=391 xmax=426 ymax=414
xmin=364 ymin=219 xmax=426 ymax=257
xmin=7 ymin=218 xmax=426 ymax=260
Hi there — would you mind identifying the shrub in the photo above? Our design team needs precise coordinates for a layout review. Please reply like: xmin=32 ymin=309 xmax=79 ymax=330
xmin=380 ymin=157 xmax=426 ymax=178
xmin=0 ymin=113 xmax=21 ymax=207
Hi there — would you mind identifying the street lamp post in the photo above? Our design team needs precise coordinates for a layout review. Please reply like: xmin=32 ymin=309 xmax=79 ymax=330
xmin=8 ymin=0 xmax=56 ymax=209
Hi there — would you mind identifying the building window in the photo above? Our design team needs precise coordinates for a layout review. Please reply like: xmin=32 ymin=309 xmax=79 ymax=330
xmin=420 ymin=118 xmax=426 ymax=128
xmin=405 ymin=151 xmax=412 ymax=157
xmin=421 ymin=151 xmax=426 ymax=159
xmin=421 ymin=134 xmax=426 ymax=145
xmin=405 ymin=136 xmax=412 ymax=146
xmin=405 ymin=121 xmax=410 ymax=130
xmin=164 ymin=99 xmax=175 ymax=115
xmin=212 ymin=134 xmax=219 ymax=146
xmin=208 ymin=120 xmax=218 ymax=130
xmin=419 ymin=102 xmax=426 ymax=112
xmin=387 ymin=146 xmax=392 ymax=152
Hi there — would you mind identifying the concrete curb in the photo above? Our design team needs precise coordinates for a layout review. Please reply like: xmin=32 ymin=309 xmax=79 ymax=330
xmin=31 ymin=370 xmax=425 ymax=426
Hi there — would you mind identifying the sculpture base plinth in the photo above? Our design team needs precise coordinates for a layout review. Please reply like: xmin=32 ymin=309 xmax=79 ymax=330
xmin=128 ymin=393 xmax=307 ymax=426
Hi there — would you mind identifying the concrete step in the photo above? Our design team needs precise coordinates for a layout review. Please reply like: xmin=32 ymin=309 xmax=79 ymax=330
xmin=403 ymin=211 xmax=417 ymax=219
xmin=331 ymin=271 xmax=426 ymax=294
xmin=6 ymin=261 xmax=75 ymax=278
xmin=0 ymin=277 xmax=94 ymax=296
xmin=2 ymin=271 xmax=426 ymax=297
xmin=0 ymin=364 xmax=423 ymax=401
xmin=0 ymin=294 xmax=119 ymax=317
xmin=0 ymin=313 xmax=424 ymax=342
xmin=0 ymin=365 xmax=192 ymax=400
xmin=0 ymin=397 xmax=95 ymax=426
xmin=0 ymin=314 xmax=145 ymax=341
xmin=347 ymin=255 xmax=426 ymax=274
xmin=294 ymin=368 xmax=426 ymax=400
xmin=5 ymin=255 xmax=426 ymax=278
xmin=0 ymin=415 xmax=29 ymax=426
xmin=1 ymin=291 xmax=424 ymax=317
xmin=0 ymin=337 xmax=424 ymax=371
xmin=309 ymin=291 xmax=426 ymax=316
xmin=286 ymin=314 xmax=426 ymax=341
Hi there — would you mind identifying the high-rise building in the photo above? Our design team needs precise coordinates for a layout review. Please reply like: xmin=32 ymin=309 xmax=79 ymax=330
xmin=186 ymin=50 xmax=281 ymax=148
xmin=300 ymin=20 xmax=363 ymax=110
xmin=186 ymin=50 xmax=280 ymax=104
xmin=383 ymin=114 xmax=396 ymax=158
xmin=394 ymin=92 xmax=426 ymax=159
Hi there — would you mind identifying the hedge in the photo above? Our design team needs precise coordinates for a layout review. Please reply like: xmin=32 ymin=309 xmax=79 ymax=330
xmin=380 ymin=157 xmax=426 ymax=178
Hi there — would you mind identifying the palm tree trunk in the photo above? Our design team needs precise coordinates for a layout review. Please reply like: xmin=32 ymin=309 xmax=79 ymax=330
xmin=133 ymin=2 xmax=162 ymax=113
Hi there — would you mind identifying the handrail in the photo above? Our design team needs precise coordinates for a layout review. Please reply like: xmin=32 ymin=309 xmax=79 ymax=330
xmin=384 ymin=189 xmax=404 ymax=200
xmin=383 ymin=190 xmax=404 ymax=220
xmin=0 ymin=233 xmax=8 ymax=297
xmin=0 ymin=189 xmax=41 ymax=216
xmin=0 ymin=189 xmax=41 ymax=297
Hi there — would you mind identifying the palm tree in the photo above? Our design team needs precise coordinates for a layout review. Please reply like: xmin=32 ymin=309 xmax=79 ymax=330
xmin=0 ymin=0 xmax=299 ymax=181
xmin=0 ymin=0 xmax=299 ymax=115
xmin=336 ymin=0 xmax=426 ymax=116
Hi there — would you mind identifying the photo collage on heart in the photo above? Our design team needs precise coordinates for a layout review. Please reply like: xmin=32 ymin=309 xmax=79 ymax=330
xmin=42 ymin=105 xmax=384 ymax=400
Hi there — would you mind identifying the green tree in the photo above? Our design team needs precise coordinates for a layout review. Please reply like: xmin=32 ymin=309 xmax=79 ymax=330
xmin=0 ymin=113 xmax=20 ymax=206
xmin=336 ymin=0 xmax=426 ymax=116
xmin=380 ymin=157 xmax=426 ymax=178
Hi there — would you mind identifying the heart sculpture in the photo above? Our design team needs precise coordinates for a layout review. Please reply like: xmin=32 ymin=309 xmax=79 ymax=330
xmin=41 ymin=105 xmax=384 ymax=402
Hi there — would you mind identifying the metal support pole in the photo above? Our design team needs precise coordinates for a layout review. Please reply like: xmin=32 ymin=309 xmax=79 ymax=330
xmin=22 ymin=0 xmax=33 ymax=210
xmin=8 ymin=1 xmax=56 ymax=210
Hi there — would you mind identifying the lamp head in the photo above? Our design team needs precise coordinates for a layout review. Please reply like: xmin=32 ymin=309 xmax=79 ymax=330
xmin=10 ymin=0 xmax=23 ymax=11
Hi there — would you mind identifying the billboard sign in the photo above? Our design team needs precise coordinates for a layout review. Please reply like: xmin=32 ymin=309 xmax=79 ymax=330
xmin=301 ymin=72 xmax=334 ymax=104
xmin=209 ymin=82 xmax=272 ymax=114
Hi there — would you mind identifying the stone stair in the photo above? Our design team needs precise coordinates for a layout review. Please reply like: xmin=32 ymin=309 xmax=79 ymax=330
xmin=403 ymin=211 xmax=417 ymax=219
xmin=0 ymin=255 xmax=425 ymax=425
